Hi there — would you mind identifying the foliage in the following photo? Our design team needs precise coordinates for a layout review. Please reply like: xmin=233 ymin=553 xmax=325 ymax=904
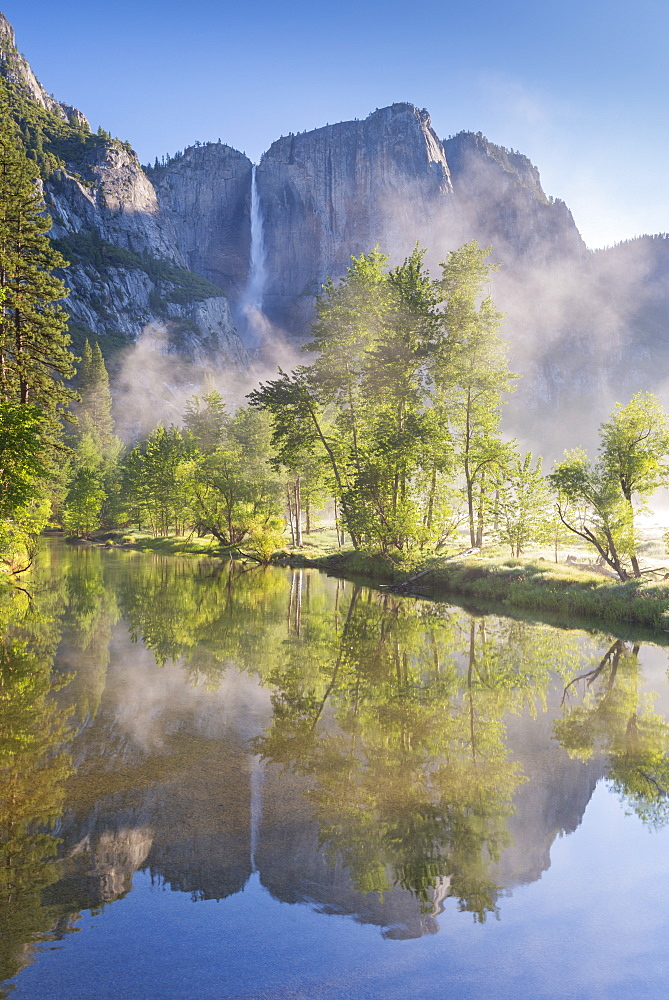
xmin=0 ymin=403 xmax=45 ymax=516
xmin=62 ymin=466 xmax=105 ymax=537
xmin=250 ymin=242 xmax=516 ymax=554
xmin=599 ymin=391 xmax=669 ymax=576
xmin=0 ymin=73 xmax=111 ymax=180
xmin=494 ymin=451 xmax=551 ymax=556
xmin=550 ymin=394 xmax=669 ymax=579
xmin=556 ymin=640 xmax=669 ymax=828
xmin=439 ymin=241 xmax=516 ymax=546
xmin=549 ymin=452 xmax=635 ymax=581
xmin=0 ymin=108 xmax=75 ymax=417
xmin=0 ymin=576 xmax=73 ymax=988
xmin=62 ymin=340 xmax=122 ymax=534
xmin=120 ymin=425 xmax=195 ymax=537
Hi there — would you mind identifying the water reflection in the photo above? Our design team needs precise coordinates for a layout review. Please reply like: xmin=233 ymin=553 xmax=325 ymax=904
xmin=2 ymin=541 xmax=669 ymax=991
xmin=557 ymin=639 xmax=669 ymax=827
xmin=0 ymin=581 xmax=73 ymax=994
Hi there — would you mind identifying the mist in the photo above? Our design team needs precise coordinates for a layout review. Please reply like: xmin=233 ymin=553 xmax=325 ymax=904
xmin=109 ymin=115 xmax=669 ymax=474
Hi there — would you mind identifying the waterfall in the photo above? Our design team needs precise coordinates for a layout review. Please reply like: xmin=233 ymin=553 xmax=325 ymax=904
xmin=241 ymin=164 xmax=268 ymax=345
xmin=249 ymin=754 xmax=264 ymax=873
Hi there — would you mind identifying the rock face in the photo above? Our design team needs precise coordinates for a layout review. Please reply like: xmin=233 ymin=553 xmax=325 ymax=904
xmin=0 ymin=13 xmax=249 ymax=370
xmin=256 ymin=103 xmax=456 ymax=329
xmin=444 ymin=131 xmax=586 ymax=263
xmin=152 ymin=144 xmax=253 ymax=298
xmin=63 ymin=263 xmax=243 ymax=364
xmin=47 ymin=146 xmax=185 ymax=264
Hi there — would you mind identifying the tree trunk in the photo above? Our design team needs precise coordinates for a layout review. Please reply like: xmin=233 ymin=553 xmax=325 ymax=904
xmin=295 ymin=477 xmax=303 ymax=547
xmin=475 ymin=473 xmax=486 ymax=548
xmin=286 ymin=485 xmax=295 ymax=546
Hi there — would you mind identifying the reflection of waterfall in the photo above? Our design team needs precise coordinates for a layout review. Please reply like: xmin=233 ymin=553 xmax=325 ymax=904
xmin=241 ymin=165 xmax=268 ymax=347
xmin=250 ymin=754 xmax=264 ymax=873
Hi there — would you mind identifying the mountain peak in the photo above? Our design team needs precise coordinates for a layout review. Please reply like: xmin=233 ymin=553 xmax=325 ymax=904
xmin=0 ymin=10 xmax=89 ymax=129
xmin=0 ymin=11 xmax=16 ymax=48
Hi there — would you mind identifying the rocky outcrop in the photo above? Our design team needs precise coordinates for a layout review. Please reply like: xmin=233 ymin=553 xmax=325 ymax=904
xmin=0 ymin=12 xmax=88 ymax=126
xmin=45 ymin=151 xmax=248 ymax=364
xmin=63 ymin=261 xmax=244 ymax=363
xmin=256 ymin=103 xmax=456 ymax=330
xmin=152 ymin=143 xmax=253 ymax=298
xmin=444 ymin=131 xmax=586 ymax=262
xmin=47 ymin=148 xmax=185 ymax=264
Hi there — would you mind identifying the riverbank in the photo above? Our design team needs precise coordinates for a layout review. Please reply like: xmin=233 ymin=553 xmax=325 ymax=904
xmin=287 ymin=550 xmax=669 ymax=632
xmin=60 ymin=531 xmax=669 ymax=633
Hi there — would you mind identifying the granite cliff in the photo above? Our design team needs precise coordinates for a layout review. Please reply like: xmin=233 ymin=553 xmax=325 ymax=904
xmin=256 ymin=103 xmax=456 ymax=329
xmin=0 ymin=11 xmax=248 ymax=369
xmin=444 ymin=130 xmax=586 ymax=262
xmin=151 ymin=142 xmax=253 ymax=299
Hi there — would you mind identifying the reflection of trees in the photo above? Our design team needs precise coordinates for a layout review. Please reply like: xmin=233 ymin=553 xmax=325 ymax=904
xmin=0 ymin=541 xmax=121 ymax=993
xmin=54 ymin=544 xmax=118 ymax=723
xmin=555 ymin=640 xmax=669 ymax=828
xmin=6 ymin=537 xmax=669 ymax=984
xmin=115 ymin=555 xmax=293 ymax=681
xmin=253 ymin=589 xmax=585 ymax=922
xmin=0 ymin=589 xmax=72 ymax=994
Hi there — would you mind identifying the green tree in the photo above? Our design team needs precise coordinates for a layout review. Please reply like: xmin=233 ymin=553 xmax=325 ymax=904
xmin=120 ymin=425 xmax=195 ymax=536
xmin=183 ymin=384 xmax=228 ymax=454
xmin=495 ymin=451 xmax=551 ymax=556
xmin=0 ymin=110 xmax=75 ymax=418
xmin=599 ymin=392 xmax=669 ymax=577
xmin=61 ymin=466 xmax=105 ymax=537
xmin=251 ymin=242 xmax=514 ymax=554
xmin=66 ymin=340 xmax=122 ymax=531
xmin=187 ymin=406 xmax=285 ymax=557
xmin=549 ymin=450 xmax=632 ymax=580
xmin=75 ymin=341 xmax=116 ymax=454
xmin=0 ymin=110 xmax=76 ymax=562
xmin=438 ymin=242 xmax=517 ymax=547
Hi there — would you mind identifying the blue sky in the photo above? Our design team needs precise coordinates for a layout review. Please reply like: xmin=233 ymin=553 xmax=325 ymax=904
xmin=6 ymin=0 xmax=669 ymax=248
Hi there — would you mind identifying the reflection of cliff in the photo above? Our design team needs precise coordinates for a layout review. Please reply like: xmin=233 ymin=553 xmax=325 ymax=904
xmin=496 ymin=698 xmax=604 ymax=888
xmin=43 ymin=649 xmax=605 ymax=944
xmin=49 ymin=728 xmax=253 ymax=913
xmin=256 ymin=761 xmax=449 ymax=939
xmin=23 ymin=601 xmax=609 ymax=951
xmin=253 ymin=737 xmax=602 ymax=937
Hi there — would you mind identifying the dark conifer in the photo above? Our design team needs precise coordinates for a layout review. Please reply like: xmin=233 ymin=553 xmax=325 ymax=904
xmin=0 ymin=108 xmax=76 ymax=435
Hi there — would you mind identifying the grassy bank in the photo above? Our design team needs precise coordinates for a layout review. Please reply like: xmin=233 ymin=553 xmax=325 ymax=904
xmin=297 ymin=550 xmax=669 ymax=632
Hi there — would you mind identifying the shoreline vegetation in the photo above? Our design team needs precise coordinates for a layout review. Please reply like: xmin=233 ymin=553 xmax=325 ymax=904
xmin=63 ymin=531 xmax=669 ymax=635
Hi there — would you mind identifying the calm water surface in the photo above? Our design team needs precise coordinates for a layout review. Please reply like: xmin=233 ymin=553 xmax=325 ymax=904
xmin=2 ymin=540 xmax=669 ymax=999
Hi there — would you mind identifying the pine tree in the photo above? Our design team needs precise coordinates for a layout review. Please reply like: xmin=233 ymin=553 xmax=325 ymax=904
xmin=75 ymin=339 xmax=115 ymax=457
xmin=0 ymin=111 xmax=76 ymax=562
xmin=65 ymin=339 xmax=122 ymax=533
xmin=0 ymin=110 xmax=76 ymax=426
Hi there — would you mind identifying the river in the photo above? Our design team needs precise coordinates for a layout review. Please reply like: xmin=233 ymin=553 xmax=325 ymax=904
xmin=2 ymin=539 xmax=669 ymax=999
